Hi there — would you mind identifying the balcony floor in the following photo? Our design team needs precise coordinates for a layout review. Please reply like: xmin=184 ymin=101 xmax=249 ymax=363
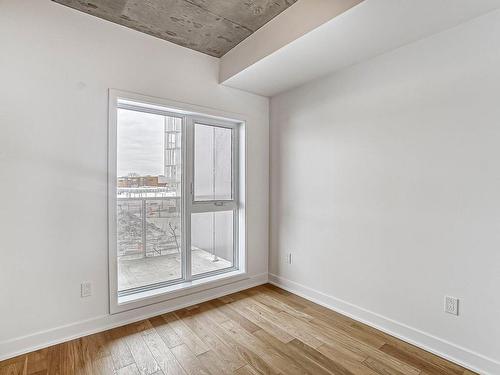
xmin=118 ymin=248 xmax=232 ymax=291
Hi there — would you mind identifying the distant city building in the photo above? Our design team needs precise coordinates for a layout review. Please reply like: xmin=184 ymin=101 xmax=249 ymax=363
xmin=164 ymin=116 xmax=182 ymax=195
xmin=117 ymin=175 xmax=166 ymax=188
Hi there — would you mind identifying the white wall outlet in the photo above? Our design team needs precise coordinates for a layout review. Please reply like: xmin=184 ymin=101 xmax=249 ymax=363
xmin=285 ymin=252 xmax=292 ymax=264
xmin=444 ymin=296 xmax=459 ymax=315
xmin=81 ymin=282 xmax=92 ymax=298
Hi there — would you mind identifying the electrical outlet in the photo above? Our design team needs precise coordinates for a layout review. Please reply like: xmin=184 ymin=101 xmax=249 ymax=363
xmin=444 ymin=296 xmax=459 ymax=315
xmin=81 ymin=282 xmax=92 ymax=298
xmin=285 ymin=252 xmax=292 ymax=264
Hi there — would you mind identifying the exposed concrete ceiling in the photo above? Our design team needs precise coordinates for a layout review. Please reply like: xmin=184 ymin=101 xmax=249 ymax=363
xmin=52 ymin=0 xmax=298 ymax=57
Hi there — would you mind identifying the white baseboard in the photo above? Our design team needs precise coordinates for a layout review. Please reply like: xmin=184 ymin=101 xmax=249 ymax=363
xmin=0 ymin=272 xmax=268 ymax=362
xmin=268 ymin=273 xmax=499 ymax=375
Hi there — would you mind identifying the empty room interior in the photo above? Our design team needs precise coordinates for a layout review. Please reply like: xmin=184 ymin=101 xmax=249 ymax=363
xmin=1 ymin=0 xmax=500 ymax=374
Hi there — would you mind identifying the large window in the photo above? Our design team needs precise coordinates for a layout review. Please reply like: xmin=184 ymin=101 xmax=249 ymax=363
xmin=109 ymin=92 xmax=245 ymax=311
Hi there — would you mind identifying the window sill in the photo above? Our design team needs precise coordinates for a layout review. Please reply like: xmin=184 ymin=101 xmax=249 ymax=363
xmin=113 ymin=270 xmax=247 ymax=314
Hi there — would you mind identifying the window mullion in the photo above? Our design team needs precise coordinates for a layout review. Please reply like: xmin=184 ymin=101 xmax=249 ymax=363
xmin=190 ymin=201 xmax=236 ymax=213
xmin=184 ymin=116 xmax=193 ymax=282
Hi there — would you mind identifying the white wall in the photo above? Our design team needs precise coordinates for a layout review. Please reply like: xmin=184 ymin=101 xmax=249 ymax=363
xmin=270 ymin=9 xmax=500 ymax=374
xmin=0 ymin=0 xmax=268 ymax=358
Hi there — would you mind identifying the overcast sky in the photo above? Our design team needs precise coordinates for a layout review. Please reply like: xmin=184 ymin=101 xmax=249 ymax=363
xmin=117 ymin=109 xmax=164 ymax=177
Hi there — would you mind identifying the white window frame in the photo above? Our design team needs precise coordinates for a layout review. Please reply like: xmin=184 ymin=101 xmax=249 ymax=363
xmin=108 ymin=89 xmax=247 ymax=314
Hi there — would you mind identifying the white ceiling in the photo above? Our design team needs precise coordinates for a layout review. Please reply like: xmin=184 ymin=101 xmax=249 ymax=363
xmin=221 ymin=0 xmax=500 ymax=97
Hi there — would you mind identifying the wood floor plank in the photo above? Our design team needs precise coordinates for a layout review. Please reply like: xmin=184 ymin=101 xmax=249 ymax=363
xmin=317 ymin=339 xmax=367 ymax=364
xmin=219 ymin=296 xmax=295 ymax=344
xmin=61 ymin=340 xmax=85 ymax=375
xmin=233 ymin=364 xmax=261 ymax=375
xmin=92 ymin=356 xmax=115 ymax=375
xmin=315 ymin=344 xmax=383 ymax=375
xmin=299 ymin=302 xmax=393 ymax=353
xmin=260 ymin=285 xmax=310 ymax=311
xmin=196 ymin=350 xmax=233 ymax=375
xmin=208 ymin=299 xmax=261 ymax=334
xmin=306 ymin=321 xmax=421 ymax=375
xmin=170 ymin=344 xmax=210 ymax=375
xmin=175 ymin=307 xmax=246 ymax=371
xmin=44 ymin=344 xmax=63 ymax=375
xmin=218 ymin=292 xmax=246 ymax=305
xmin=219 ymin=320 xmax=307 ymax=375
xmin=380 ymin=339 xmax=467 ymax=375
xmin=379 ymin=343 xmax=463 ymax=375
xmin=197 ymin=302 xmax=232 ymax=325
xmin=0 ymin=365 xmax=24 ymax=375
xmin=243 ymin=303 xmax=323 ymax=348
xmin=123 ymin=324 xmax=160 ymax=375
xmin=24 ymin=349 xmax=48 ymax=375
xmin=287 ymin=338 xmax=356 ymax=375
xmin=194 ymin=310 xmax=280 ymax=375
xmin=141 ymin=328 xmax=186 ymax=375
xmin=261 ymin=286 xmax=368 ymax=337
xmin=254 ymin=329 xmax=332 ymax=375
xmin=0 ymin=358 xmax=26 ymax=375
xmin=0 ymin=285 xmax=476 ymax=375
xmin=307 ymin=317 xmax=389 ymax=355
xmin=105 ymin=326 xmax=136 ymax=370
xmin=80 ymin=332 xmax=111 ymax=361
xmin=163 ymin=313 xmax=209 ymax=356
xmin=284 ymin=294 xmax=434 ymax=375
xmin=265 ymin=307 xmax=420 ymax=375
xmin=149 ymin=316 xmax=183 ymax=348
xmin=80 ymin=332 xmax=112 ymax=374
xmin=42 ymin=342 xmax=82 ymax=375
xmin=349 ymin=320 xmax=400 ymax=346
xmin=116 ymin=363 xmax=141 ymax=375
xmin=244 ymin=288 xmax=314 ymax=322
xmin=363 ymin=357 xmax=409 ymax=375
xmin=309 ymin=315 xmax=387 ymax=349
xmin=265 ymin=291 xmax=363 ymax=340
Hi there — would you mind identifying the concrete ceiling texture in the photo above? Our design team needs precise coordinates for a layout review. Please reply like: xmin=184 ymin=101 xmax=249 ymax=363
xmin=52 ymin=0 xmax=298 ymax=57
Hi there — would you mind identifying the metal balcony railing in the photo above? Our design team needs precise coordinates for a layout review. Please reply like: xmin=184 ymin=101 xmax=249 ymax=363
xmin=117 ymin=187 xmax=181 ymax=260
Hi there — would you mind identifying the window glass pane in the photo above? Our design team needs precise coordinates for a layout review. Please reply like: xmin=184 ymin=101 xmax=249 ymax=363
xmin=145 ymin=198 xmax=181 ymax=257
xmin=117 ymin=109 xmax=183 ymax=292
xmin=215 ymin=127 xmax=232 ymax=199
xmin=117 ymin=200 xmax=143 ymax=260
xmin=194 ymin=124 xmax=232 ymax=200
xmin=191 ymin=211 xmax=234 ymax=276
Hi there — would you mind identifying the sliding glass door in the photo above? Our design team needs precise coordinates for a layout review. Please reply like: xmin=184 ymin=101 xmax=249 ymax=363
xmin=114 ymin=99 xmax=239 ymax=299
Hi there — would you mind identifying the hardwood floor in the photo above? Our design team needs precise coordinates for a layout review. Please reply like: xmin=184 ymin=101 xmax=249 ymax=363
xmin=0 ymin=284 xmax=476 ymax=375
